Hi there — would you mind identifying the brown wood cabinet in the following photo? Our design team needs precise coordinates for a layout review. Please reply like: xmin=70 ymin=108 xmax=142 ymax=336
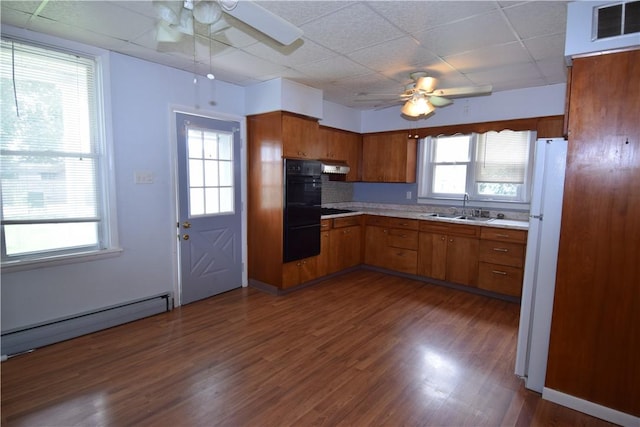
xmin=282 ymin=257 xmax=318 ymax=289
xmin=546 ymin=49 xmax=640 ymax=416
xmin=281 ymin=112 xmax=321 ymax=159
xmin=328 ymin=216 xmax=362 ymax=274
xmin=318 ymin=126 xmax=362 ymax=181
xmin=477 ymin=228 xmax=527 ymax=297
xmin=361 ymin=131 xmax=417 ymax=182
xmin=418 ymin=221 xmax=480 ymax=287
xmin=364 ymin=215 xmax=418 ymax=275
xmin=247 ymin=111 xmax=321 ymax=289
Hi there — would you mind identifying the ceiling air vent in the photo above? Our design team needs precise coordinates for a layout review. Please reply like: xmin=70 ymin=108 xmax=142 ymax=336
xmin=594 ymin=1 xmax=640 ymax=39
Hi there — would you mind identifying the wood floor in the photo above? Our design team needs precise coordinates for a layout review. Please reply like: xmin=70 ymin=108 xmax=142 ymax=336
xmin=1 ymin=270 xmax=615 ymax=426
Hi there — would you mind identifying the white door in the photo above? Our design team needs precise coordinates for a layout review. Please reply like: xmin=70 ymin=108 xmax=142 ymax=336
xmin=176 ymin=112 xmax=242 ymax=304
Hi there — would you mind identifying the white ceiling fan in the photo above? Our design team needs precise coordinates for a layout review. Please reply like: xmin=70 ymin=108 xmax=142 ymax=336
xmin=154 ymin=0 xmax=303 ymax=46
xmin=358 ymin=72 xmax=493 ymax=118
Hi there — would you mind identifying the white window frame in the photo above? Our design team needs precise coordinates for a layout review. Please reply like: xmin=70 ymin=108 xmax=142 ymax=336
xmin=417 ymin=130 xmax=536 ymax=210
xmin=1 ymin=29 xmax=120 ymax=272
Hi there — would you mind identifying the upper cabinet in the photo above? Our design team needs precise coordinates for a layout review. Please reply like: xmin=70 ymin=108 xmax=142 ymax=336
xmin=281 ymin=113 xmax=321 ymax=159
xmin=361 ymin=131 xmax=417 ymax=183
xmin=318 ymin=126 xmax=362 ymax=181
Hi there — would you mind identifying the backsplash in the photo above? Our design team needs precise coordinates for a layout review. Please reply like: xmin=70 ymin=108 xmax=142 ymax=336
xmin=321 ymin=175 xmax=353 ymax=204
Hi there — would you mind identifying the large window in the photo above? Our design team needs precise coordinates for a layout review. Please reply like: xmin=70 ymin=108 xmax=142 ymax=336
xmin=1 ymin=37 xmax=114 ymax=266
xmin=418 ymin=130 xmax=535 ymax=204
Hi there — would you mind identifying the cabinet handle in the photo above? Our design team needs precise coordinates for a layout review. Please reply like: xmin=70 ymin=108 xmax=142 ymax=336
xmin=396 ymin=252 xmax=405 ymax=257
xmin=449 ymin=238 xmax=454 ymax=243
xmin=492 ymin=248 xmax=509 ymax=252
xmin=400 ymin=234 xmax=407 ymax=238
xmin=383 ymin=229 xmax=388 ymax=233
xmin=492 ymin=270 xmax=507 ymax=275
xmin=441 ymin=236 xmax=446 ymax=241
xmin=496 ymin=234 xmax=510 ymax=238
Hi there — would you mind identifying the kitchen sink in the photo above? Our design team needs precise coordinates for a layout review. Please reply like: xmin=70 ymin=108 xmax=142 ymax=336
xmin=420 ymin=213 xmax=460 ymax=218
xmin=456 ymin=215 xmax=494 ymax=222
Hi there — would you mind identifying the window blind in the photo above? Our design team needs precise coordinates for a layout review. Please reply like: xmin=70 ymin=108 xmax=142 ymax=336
xmin=1 ymin=38 xmax=102 ymax=257
xmin=475 ymin=130 xmax=530 ymax=184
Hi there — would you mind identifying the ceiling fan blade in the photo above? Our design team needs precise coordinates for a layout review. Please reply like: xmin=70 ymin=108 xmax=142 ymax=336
xmin=415 ymin=76 xmax=437 ymax=93
xmin=224 ymin=1 xmax=303 ymax=45
xmin=428 ymin=95 xmax=453 ymax=107
xmin=430 ymin=85 xmax=493 ymax=98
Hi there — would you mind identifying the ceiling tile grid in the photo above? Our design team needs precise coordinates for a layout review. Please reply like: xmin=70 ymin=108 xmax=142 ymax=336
xmin=0 ymin=0 xmax=570 ymax=110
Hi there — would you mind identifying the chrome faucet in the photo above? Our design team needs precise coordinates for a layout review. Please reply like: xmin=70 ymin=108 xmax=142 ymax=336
xmin=462 ymin=193 xmax=470 ymax=216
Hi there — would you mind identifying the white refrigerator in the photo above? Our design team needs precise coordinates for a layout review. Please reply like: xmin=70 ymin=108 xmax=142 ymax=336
xmin=515 ymin=137 xmax=568 ymax=393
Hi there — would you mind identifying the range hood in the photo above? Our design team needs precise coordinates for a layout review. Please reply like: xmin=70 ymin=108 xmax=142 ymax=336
xmin=320 ymin=160 xmax=350 ymax=175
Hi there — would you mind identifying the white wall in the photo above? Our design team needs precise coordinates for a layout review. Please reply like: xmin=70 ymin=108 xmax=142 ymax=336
xmin=360 ymin=83 xmax=567 ymax=133
xmin=1 ymin=32 xmax=245 ymax=331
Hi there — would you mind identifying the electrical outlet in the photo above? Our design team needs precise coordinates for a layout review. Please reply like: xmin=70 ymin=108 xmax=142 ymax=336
xmin=134 ymin=171 xmax=154 ymax=184
xmin=406 ymin=191 xmax=412 ymax=199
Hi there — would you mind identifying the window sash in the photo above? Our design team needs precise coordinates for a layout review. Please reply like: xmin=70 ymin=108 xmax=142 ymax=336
xmin=1 ymin=37 xmax=106 ymax=262
xmin=418 ymin=131 xmax=534 ymax=203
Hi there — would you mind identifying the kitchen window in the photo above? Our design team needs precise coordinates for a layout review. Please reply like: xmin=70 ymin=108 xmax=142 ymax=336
xmin=0 ymin=36 xmax=117 ymax=268
xmin=418 ymin=130 xmax=535 ymax=206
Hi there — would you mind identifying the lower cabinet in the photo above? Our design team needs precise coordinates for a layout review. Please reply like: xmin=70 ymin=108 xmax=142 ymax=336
xmin=477 ymin=228 xmax=527 ymax=297
xmin=328 ymin=216 xmax=362 ymax=274
xmin=418 ymin=221 xmax=480 ymax=287
xmin=364 ymin=215 xmax=418 ymax=275
xmin=282 ymin=256 xmax=318 ymax=289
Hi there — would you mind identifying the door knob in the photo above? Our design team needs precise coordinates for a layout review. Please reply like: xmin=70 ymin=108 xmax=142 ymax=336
xmin=182 ymin=221 xmax=191 ymax=229
xmin=182 ymin=234 xmax=190 ymax=240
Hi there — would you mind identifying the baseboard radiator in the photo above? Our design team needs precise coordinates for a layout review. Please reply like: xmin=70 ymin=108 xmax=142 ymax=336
xmin=1 ymin=293 xmax=172 ymax=358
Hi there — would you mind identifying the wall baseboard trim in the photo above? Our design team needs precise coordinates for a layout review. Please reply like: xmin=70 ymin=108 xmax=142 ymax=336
xmin=542 ymin=387 xmax=639 ymax=427
xmin=1 ymin=293 xmax=172 ymax=357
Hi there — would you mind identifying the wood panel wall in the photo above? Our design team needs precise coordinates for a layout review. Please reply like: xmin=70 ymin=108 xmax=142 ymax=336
xmin=546 ymin=49 xmax=640 ymax=416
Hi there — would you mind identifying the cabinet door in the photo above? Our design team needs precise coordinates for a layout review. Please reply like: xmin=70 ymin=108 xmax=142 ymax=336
xmin=329 ymin=225 xmax=361 ymax=273
xmin=445 ymin=235 xmax=479 ymax=287
xmin=418 ymin=232 xmax=447 ymax=280
xmin=334 ymin=130 xmax=361 ymax=182
xmin=282 ymin=114 xmax=320 ymax=159
xmin=364 ymin=225 xmax=388 ymax=268
xmin=362 ymin=131 xmax=416 ymax=183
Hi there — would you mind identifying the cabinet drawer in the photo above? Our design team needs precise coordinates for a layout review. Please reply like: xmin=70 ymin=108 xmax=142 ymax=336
xmin=385 ymin=247 xmax=417 ymax=275
xmin=480 ymin=227 xmax=527 ymax=243
xmin=479 ymin=240 xmax=525 ymax=267
xmin=478 ymin=262 xmax=523 ymax=297
xmin=333 ymin=216 xmax=361 ymax=228
xmin=386 ymin=217 xmax=418 ymax=230
xmin=419 ymin=221 xmax=480 ymax=238
xmin=321 ymin=219 xmax=332 ymax=230
xmin=365 ymin=215 xmax=391 ymax=227
xmin=387 ymin=229 xmax=418 ymax=250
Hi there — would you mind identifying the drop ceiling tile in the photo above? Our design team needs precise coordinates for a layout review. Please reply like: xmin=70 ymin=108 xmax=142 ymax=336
xmin=415 ymin=10 xmax=517 ymax=57
xmin=300 ymin=2 xmax=405 ymax=54
xmin=444 ymin=42 xmax=531 ymax=73
xmin=466 ymin=62 xmax=544 ymax=89
xmin=296 ymin=55 xmax=374 ymax=81
xmin=254 ymin=1 xmax=355 ymax=26
xmin=349 ymin=36 xmax=441 ymax=73
xmin=206 ymin=49 xmax=289 ymax=81
xmin=25 ymin=16 xmax=131 ymax=51
xmin=503 ymin=1 xmax=568 ymax=40
xmin=37 ymin=1 xmax=154 ymax=41
xmin=242 ymin=37 xmax=336 ymax=67
xmin=524 ymin=33 xmax=566 ymax=61
xmin=0 ymin=7 xmax=33 ymax=28
xmin=536 ymin=56 xmax=568 ymax=83
xmin=368 ymin=1 xmax=498 ymax=34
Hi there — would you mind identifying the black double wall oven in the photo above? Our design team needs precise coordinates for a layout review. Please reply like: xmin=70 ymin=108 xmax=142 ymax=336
xmin=283 ymin=159 xmax=322 ymax=263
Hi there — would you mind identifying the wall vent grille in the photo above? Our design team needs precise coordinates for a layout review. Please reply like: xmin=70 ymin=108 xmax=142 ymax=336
xmin=594 ymin=1 xmax=640 ymax=40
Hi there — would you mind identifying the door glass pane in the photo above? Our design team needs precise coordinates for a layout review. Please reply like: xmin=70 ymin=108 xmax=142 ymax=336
xmin=219 ymin=187 xmax=233 ymax=213
xmin=218 ymin=134 xmax=233 ymax=160
xmin=190 ymin=188 xmax=204 ymax=216
xmin=186 ymin=127 xmax=234 ymax=216
xmin=219 ymin=160 xmax=232 ymax=186
xmin=189 ymin=159 xmax=204 ymax=187
xmin=205 ymin=188 xmax=219 ymax=214
xmin=204 ymin=160 xmax=219 ymax=186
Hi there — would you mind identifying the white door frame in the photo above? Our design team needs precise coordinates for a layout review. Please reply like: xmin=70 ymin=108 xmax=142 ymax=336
xmin=168 ymin=104 xmax=248 ymax=308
